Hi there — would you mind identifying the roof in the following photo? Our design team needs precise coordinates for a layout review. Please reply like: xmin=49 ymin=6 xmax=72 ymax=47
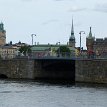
xmin=0 ymin=45 xmax=17 ymax=49
xmin=31 ymin=44 xmax=76 ymax=51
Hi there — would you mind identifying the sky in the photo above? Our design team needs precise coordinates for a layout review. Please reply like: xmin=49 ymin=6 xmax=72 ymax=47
xmin=0 ymin=0 xmax=107 ymax=49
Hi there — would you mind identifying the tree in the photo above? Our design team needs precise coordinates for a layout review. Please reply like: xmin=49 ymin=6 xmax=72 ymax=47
xmin=57 ymin=46 xmax=71 ymax=57
xmin=19 ymin=45 xmax=31 ymax=56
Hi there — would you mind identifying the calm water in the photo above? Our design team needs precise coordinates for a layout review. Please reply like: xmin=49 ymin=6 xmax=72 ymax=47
xmin=0 ymin=79 xmax=107 ymax=107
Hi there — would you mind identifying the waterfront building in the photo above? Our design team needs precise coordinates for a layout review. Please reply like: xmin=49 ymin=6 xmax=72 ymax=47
xmin=0 ymin=41 xmax=29 ymax=59
xmin=86 ymin=27 xmax=107 ymax=58
xmin=93 ymin=38 xmax=107 ymax=57
xmin=0 ymin=45 xmax=17 ymax=59
xmin=0 ymin=22 xmax=6 ymax=46
xmin=31 ymin=44 xmax=75 ymax=58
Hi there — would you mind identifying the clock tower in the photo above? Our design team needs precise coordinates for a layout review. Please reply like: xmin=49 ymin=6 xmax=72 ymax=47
xmin=0 ymin=22 xmax=6 ymax=46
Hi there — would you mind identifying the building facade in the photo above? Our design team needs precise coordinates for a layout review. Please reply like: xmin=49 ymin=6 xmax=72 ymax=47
xmin=93 ymin=38 xmax=107 ymax=57
xmin=31 ymin=44 xmax=76 ymax=58
xmin=0 ymin=22 xmax=6 ymax=46
xmin=86 ymin=27 xmax=107 ymax=58
xmin=0 ymin=45 xmax=17 ymax=59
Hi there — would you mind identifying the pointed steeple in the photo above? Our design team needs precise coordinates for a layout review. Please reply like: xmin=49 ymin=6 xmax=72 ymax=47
xmin=86 ymin=27 xmax=95 ymax=51
xmin=88 ymin=27 xmax=92 ymax=38
xmin=71 ymin=18 xmax=74 ymax=38
xmin=89 ymin=27 xmax=92 ymax=37
xmin=69 ymin=18 xmax=75 ymax=47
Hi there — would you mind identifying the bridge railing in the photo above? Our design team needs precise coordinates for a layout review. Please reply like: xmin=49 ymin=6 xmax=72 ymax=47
xmin=1 ymin=52 xmax=107 ymax=60
xmin=24 ymin=52 xmax=107 ymax=59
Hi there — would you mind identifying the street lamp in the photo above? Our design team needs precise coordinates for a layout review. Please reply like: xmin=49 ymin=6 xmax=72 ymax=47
xmin=57 ymin=42 xmax=60 ymax=57
xmin=31 ymin=34 xmax=36 ymax=46
xmin=79 ymin=31 xmax=85 ymax=53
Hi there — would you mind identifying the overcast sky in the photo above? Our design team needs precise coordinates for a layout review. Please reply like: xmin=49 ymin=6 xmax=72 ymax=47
xmin=0 ymin=0 xmax=107 ymax=48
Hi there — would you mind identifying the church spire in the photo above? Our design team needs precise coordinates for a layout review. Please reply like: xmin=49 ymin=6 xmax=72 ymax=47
xmin=71 ymin=18 xmax=74 ymax=37
xmin=88 ymin=27 xmax=92 ymax=38
xmin=69 ymin=18 xmax=75 ymax=47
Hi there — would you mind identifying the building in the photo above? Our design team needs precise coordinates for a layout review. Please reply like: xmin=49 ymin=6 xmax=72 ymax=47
xmin=86 ymin=27 xmax=107 ymax=58
xmin=31 ymin=44 xmax=75 ymax=58
xmin=86 ymin=27 xmax=95 ymax=53
xmin=0 ymin=45 xmax=17 ymax=59
xmin=30 ymin=19 xmax=76 ymax=58
xmin=93 ymin=38 xmax=107 ymax=57
xmin=0 ymin=22 xmax=6 ymax=46
xmin=0 ymin=41 xmax=29 ymax=59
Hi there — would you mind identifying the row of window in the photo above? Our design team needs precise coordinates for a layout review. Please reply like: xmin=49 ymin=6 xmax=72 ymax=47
xmin=0 ymin=50 xmax=15 ymax=54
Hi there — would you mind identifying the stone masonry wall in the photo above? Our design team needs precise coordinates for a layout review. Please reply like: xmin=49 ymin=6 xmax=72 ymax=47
xmin=75 ymin=59 xmax=107 ymax=83
xmin=0 ymin=59 xmax=34 ymax=79
xmin=1 ymin=59 xmax=107 ymax=83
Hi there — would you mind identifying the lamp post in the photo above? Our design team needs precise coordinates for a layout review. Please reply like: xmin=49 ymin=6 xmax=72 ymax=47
xmin=31 ymin=34 xmax=36 ymax=46
xmin=79 ymin=31 xmax=85 ymax=53
xmin=57 ymin=42 xmax=60 ymax=57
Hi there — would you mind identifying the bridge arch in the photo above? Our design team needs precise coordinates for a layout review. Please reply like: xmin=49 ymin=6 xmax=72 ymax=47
xmin=34 ymin=59 xmax=75 ymax=82
xmin=0 ymin=74 xmax=8 ymax=79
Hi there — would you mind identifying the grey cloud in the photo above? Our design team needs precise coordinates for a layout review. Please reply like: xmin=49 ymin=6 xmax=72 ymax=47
xmin=94 ymin=3 xmax=107 ymax=13
xmin=53 ymin=0 xmax=73 ymax=1
xmin=42 ymin=19 xmax=59 ymax=25
xmin=21 ymin=0 xmax=32 ymax=1
xmin=68 ymin=7 xmax=86 ymax=12
xmin=21 ymin=0 xmax=37 ymax=2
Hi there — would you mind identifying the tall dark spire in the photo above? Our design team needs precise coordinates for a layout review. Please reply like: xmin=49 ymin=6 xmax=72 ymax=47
xmin=71 ymin=18 xmax=74 ymax=37
xmin=69 ymin=18 xmax=75 ymax=47
xmin=88 ymin=27 xmax=92 ymax=38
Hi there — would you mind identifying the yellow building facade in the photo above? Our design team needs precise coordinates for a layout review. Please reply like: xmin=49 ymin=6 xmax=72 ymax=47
xmin=0 ymin=46 xmax=17 ymax=59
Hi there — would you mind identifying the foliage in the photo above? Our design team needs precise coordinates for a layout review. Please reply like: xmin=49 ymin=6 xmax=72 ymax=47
xmin=57 ymin=46 xmax=71 ymax=57
xmin=0 ymin=55 xmax=2 ymax=59
xmin=19 ymin=45 xmax=31 ymax=55
xmin=59 ymin=46 xmax=71 ymax=53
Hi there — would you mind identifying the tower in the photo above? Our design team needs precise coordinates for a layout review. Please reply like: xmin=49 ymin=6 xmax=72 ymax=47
xmin=86 ymin=27 xmax=95 ymax=52
xmin=0 ymin=22 xmax=6 ymax=46
xmin=69 ymin=19 xmax=75 ymax=47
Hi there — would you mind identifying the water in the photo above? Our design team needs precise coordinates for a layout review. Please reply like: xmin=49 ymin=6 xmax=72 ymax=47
xmin=0 ymin=79 xmax=107 ymax=107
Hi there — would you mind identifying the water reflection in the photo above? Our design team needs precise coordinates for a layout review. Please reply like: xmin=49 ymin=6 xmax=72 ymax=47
xmin=0 ymin=79 xmax=107 ymax=107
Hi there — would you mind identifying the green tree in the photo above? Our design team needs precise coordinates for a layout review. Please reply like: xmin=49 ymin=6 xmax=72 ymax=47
xmin=57 ymin=46 xmax=71 ymax=57
xmin=19 ymin=45 xmax=31 ymax=56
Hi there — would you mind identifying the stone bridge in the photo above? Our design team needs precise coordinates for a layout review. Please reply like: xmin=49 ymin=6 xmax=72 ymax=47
xmin=34 ymin=58 xmax=75 ymax=81
xmin=0 ymin=58 xmax=75 ymax=82
xmin=0 ymin=58 xmax=107 ymax=84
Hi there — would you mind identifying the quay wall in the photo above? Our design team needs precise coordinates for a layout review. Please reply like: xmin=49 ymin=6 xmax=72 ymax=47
xmin=75 ymin=59 xmax=107 ymax=83
xmin=0 ymin=59 xmax=35 ymax=79
xmin=0 ymin=59 xmax=107 ymax=84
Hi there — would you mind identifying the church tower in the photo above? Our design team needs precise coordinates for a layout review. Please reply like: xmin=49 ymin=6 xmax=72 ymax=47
xmin=86 ymin=27 xmax=95 ymax=52
xmin=0 ymin=22 xmax=6 ymax=46
xmin=69 ymin=19 xmax=75 ymax=47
